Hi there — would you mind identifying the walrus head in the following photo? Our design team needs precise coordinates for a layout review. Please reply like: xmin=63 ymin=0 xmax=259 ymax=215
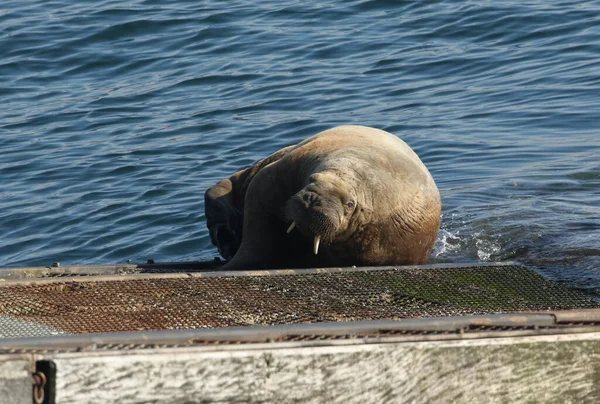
xmin=284 ymin=171 xmax=357 ymax=255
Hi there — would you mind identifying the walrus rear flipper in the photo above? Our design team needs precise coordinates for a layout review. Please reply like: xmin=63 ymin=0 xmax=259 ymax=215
xmin=204 ymin=145 xmax=297 ymax=263
xmin=204 ymin=179 xmax=243 ymax=260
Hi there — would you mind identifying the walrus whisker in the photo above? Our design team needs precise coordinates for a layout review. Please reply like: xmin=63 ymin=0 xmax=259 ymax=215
xmin=287 ymin=221 xmax=296 ymax=234
xmin=314 ymin=235 xmax=321 ymax=255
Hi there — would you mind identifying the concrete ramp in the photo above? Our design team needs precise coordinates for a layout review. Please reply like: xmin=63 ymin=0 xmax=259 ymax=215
xmin=1 ymin=262 xmax=599 ymax=403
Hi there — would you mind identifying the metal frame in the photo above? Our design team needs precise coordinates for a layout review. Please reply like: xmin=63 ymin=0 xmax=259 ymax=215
xmin=0 ymin=260 xmax=518 ymax=281
xmin=1 ymin=309 xmax=600 ymax=353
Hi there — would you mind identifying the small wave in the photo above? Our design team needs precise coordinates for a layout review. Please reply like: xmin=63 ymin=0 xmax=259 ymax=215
xmin=1 ymin=0 xmax=599 ymax=278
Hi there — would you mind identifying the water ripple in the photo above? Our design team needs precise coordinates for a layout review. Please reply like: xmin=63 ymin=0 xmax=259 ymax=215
xmin=1 ymin=0 xmax=599 ymax=288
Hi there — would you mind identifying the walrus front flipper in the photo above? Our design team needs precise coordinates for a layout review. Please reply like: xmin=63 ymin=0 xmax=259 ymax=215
xmin=204 ymin=179 xmax=243 ymax=260
xmin=204 ymin=145 xmax=297 ymax=263
xmin=220 ymin=161 xmax=297 ymax=271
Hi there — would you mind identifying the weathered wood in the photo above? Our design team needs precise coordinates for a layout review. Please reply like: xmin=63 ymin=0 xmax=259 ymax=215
xmin=50 ymin=333 xmax=600 ymax=404
xmin=0 ymin=356 xmax=33 ymax=404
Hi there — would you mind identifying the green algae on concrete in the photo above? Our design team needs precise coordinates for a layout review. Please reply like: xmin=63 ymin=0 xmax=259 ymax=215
xmin=328 ymin=264 xmax=598 ymax=313
xmin=0 ymin=264 xmax=598 ymax=332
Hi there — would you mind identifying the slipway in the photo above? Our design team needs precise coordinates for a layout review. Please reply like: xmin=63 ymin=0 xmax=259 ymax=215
xmin=1 ymin=261 xmax=600 ymax=403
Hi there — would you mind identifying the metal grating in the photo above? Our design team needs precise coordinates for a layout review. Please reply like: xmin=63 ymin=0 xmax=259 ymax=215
xmin=0 ymin=264 xmax=598 ymax=335
xmin=0 ymin=315 xmax=66 ymax=338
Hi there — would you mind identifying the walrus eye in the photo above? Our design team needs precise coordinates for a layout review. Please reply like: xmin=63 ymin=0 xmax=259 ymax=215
xmin=345 ymin=200 xmax=355 ymax=209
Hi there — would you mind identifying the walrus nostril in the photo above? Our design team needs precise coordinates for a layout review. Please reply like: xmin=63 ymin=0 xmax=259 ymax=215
xmin=300 ymin=192 xmax=321 ymax=209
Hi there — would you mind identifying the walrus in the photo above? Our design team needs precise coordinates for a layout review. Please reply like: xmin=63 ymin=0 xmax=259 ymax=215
xmin=204 ymin=125 xmax=441 ymax=270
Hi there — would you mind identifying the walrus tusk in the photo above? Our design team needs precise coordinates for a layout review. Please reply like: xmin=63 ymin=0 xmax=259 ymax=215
xmin=287 ymin=221 xmax=296 ymax=234
xmin=314 ymin=235 xmax=320 ymax=255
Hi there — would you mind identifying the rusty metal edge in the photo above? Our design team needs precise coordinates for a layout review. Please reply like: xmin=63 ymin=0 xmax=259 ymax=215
xmin=0 ymin=261 xmax=522 ymax=285
xmin=36 ymin=328 xmax=600 ymax=359
xmin=0 ymin=311 xmax=589 ymax=352
xmin=550 ymin=308 xmax=600 ymax=323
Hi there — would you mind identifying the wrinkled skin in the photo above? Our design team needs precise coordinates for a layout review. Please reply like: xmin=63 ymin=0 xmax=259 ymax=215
xmin=204 ymin=125 xmax=441 ymax=270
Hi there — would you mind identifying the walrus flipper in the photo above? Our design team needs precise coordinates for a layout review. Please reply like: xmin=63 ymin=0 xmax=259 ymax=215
xmin=205 ymin=145 xmax=296 ymax=261
xmin=204 ymin=178 xmax=243 ymax=260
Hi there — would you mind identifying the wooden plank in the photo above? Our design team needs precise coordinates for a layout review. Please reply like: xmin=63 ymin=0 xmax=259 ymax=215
xmin=48 ymin=332 xmax=600 ymax=404
xmin=0 ymin=356 xmax=33 ymax=404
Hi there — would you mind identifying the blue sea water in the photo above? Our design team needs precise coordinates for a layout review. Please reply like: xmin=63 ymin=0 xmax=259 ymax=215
xmin=1 ymin=0 xmax=599 ymax=289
